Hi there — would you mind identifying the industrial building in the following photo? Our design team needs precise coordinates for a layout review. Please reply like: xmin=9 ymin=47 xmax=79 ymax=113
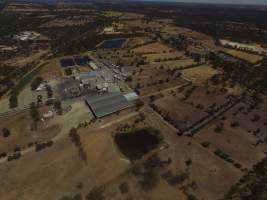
xmin=85 ymin=92 xmax=132 ymax=118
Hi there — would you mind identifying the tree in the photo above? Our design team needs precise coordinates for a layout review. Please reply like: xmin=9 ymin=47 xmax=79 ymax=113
xmin=31 ymin=77 xmax=43 ymax=91
xmin=46 ymin=85 xmax=53 ymax=98
xmin=9 ymin=91 xmax=18 ymax=109
xmin=69 ymin=128 xmax=81 ymax=147
xmin=214 ymin=123 xmax=224 ymax=133
xmin=37 ymin=95 xmax=43 ymax=105
xmin=2 ymin=128 xmax=11 ymax=137
xmin=30 ymin=102 xmax=40 ymax=125
xmin=54 ymin=100 xmax=63 ymax=115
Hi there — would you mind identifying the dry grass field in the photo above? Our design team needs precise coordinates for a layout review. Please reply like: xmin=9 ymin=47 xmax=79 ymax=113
xmin=0 ymin=130 xmax=129 ymax=200
xmin=133 ymin=42 xmax=173 ymax=54
xmin=95 ymin=104 xmax=246 ymax=200
xmin=219 ymin=47 xmax=263 ymax=63
xmin=125 ymin=37 xmax=153 ymax=49
xmin=181 ymin=65 xmax=222 ymax=85
xmin=139 ymin=58 xmax=196 ymax=70
xmin=38 ymin=59 xmax=65 ymax=79
xmin=144 ymin=51 xmax=185 ymax=63
xmin=154 ymin=95 xmax=207 ymax=130
xmin=0 ymin=107 xmax=60 ymax=155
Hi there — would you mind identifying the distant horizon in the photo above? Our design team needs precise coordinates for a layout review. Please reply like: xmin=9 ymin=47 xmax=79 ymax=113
xmin=130 ymin=0 xmax=267 ymax=5
xmin=2 ymin=0 xmax=267 ymax=6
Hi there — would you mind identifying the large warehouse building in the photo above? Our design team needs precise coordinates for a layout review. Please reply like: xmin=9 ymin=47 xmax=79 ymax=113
xmin=85 ymin=92 xmax=132 ymax=118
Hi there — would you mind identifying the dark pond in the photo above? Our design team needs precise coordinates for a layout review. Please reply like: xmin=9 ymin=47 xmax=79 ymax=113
xmin=115 ymin=128 xmax=161 ymax=161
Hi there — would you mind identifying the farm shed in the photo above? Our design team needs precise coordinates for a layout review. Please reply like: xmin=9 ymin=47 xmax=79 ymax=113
xmin=85 ymin=92 xmax=131 ymax=118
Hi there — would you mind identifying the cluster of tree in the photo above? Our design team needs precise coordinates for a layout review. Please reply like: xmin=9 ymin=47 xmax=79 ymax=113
xmin=161 ymin=170 xmax=189 ymax=187
xmin=0 ymin=152 xmax=7 ymax=159
xmin=35 ymin=141 xmax=53 ymax=152
xmin=214 ymin=149 xmax=242 ymax=170
xmin=171 ymin=7 xmax=267 ymax=45
xmin=30 ymin=102 xmax=40 ymax=129
xmin=225 ymin=157 xmax=267 ymax=200
xmin=40 ymin=17 xmax=111 ymax=56
xmin=69 ymin=128 xmax=87 ymax=161
xmin=9 ymin=91 xmax=18 ymax=109
xmin=7 ymin=152 xmax=21 ymax=162
xmin=210 ymin=53 xmax=267 ymax=94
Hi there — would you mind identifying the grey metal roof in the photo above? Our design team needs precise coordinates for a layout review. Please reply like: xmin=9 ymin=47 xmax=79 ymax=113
xmin=85 ymin=92 xmax=131 ymax=118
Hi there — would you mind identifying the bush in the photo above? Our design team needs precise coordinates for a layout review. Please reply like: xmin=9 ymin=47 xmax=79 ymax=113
xmin=187 ymin=194 xmax=198 ymax=200
xmin=86 ymin=186 xmax=105 ymax=200
xmin=129 ymin=164 xmax=143 ymax=176
xmin=119 ymin=182 xmax=129 ymax=194
xmin=7 ymin=152 xmax=21 ymax=161
xmin=231 ymin=121 xmax=240 ymax=128
xmin=65 ymin=68 xmax=72 ymax=76
xmin=2 ymin=128 xmax=11 ymax=137
xmin=201 ymin=141 xmax=210 ymax=148
xmin=185 ymin=159 xmax=192 ymax=166
xmin=140 ymin=168 xmax=158 ymax=191
xmin=73 ymin=194 xmax=82 ymax=200
xmin=0 ymin=152 xmax=7 ymax=158
xmin=167 ymin=173 xmax=189 ymax=186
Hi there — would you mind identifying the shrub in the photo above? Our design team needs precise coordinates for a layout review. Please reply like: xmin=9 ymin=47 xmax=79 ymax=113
xmin=201 ymin=141 xmax=210 ymax=148
xmin=86 ymin=186 xmax=105 ymax=200
xmin=214 ymin=123 xmax=224 ymax=133
xmin=185 ymin=159 xmax=192 ymax=166
xmin=54 ymin=100 xmax=63 ymax=115
xmin=187 ymin=194 xmax=198 ymax=200
xmin=119 ymin=182 xmax=129 ymax=194
xmin=231 ymin=121 xmax=240 ymax=128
